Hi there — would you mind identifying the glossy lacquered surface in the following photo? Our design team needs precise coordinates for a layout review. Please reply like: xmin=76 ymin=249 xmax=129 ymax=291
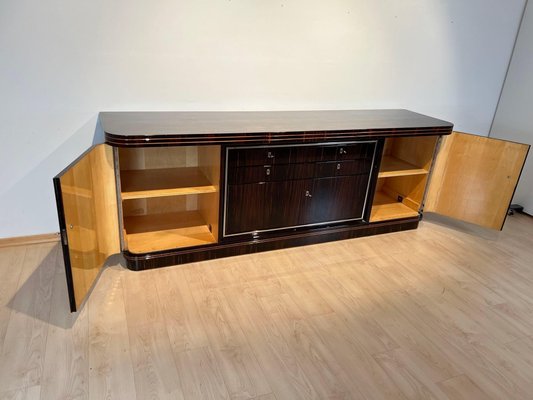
xmin=54 ymin=144 xmax=120 ymax=311
xmin=101 ymin=109 xmax=453 ymax=146
xmin=224 ymin=141 xmax=377 ymax=237
xmin=124 ymin=218 xmax=419 ymax=270
xmin=93 ymin=110 xmax=453 ymax=271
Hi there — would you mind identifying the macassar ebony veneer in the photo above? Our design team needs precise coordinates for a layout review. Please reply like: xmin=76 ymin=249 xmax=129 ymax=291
xmin=54 ymin=110 xmax=530 ymax=311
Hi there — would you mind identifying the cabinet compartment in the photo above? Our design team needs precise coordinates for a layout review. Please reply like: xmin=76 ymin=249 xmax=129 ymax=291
xmin=118 ymin=145 xmax=221 ymax=253
xmin=302 ymin=174 xmax=370 ymax=225
xmin=371 ymin=136 xmax=438 ymax=222
xmin=370 ymin=176 xmax=426 ymax=222
xmin=224 ymin=141 xmax=376 ymax=236
xmin=225 ymin=179 xmax=311 ymax=234
xmin=120 ymin=168 xmax=216 ymax=199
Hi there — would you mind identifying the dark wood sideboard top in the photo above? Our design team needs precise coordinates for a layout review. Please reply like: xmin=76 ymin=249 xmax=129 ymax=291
xmin=100 ymin=109 xmax=453 ymax=147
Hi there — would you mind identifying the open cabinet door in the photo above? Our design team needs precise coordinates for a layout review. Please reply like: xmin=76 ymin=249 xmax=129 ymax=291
xmin=53 ymin=144 xmax=120 ymax=312
xmin=425 ymin=132 xmax=529 ymax=230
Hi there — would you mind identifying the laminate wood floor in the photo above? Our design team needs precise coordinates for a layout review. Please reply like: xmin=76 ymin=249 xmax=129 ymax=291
xmin=0 ymin=214 xmax=532 ymax=399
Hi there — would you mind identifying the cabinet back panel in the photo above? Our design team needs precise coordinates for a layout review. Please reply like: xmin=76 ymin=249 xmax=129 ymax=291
xmin=119 ymin=147 xmax=196 ymax=170
xmin=385 ymin=136 xmax=438 ymax=170
xmin=198 ymin=146 xmax=222 ymax=189
xmin=381 ymin=175 xmax=428 ymax=212
xmin=122 ymin=197 xmax=190 ymax=217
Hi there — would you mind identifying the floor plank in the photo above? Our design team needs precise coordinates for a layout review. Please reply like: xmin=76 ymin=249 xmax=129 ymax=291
xmin=0 ymin=385 xmax=41 ymax=400
xmin=174 ymin=346 xmax=230 ymax=400
xmin=40 ymin=250 xmax=89 ymax=400
xmin=0 ymin=246 xmax=26 ymax=350
xmin=88 ymin=264 xmax=136 ymax=400
xmin=186 ymin=270 xmax=272 ymax=400
xmin=437 ymin=374 xmax=495 ymax=400
xmin=0 ymin=243 xmax=56 ymax=392
xmin=154 ymin=267 xmax=209 ymax=353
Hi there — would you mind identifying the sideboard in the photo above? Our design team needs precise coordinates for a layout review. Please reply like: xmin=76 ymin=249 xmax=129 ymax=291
xmin=53 ymin=110 xmax=529 ymax=311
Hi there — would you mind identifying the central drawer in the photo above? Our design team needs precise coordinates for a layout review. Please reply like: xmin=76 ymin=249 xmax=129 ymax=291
xmin=227 ymin=163 xmax=316 ymax=185
xmin=227 ymin=141 xmax=376 ymax=169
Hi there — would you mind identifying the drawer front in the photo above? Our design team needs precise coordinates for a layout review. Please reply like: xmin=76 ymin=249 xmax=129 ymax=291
xmin=315 ymin=158 xmax=373 ymax=178
xmin=270 ymin=163 xmax=315 ymax=181
xmin=227 ymin=142 xmax=375 ymax=169
xmin=227 ymin=165 xmax=272 ymax=184
xmin=314 ymin=161 xmax=338 ymax=178
xmin=289 ymin=146 xmax=323 ymax=163
xmin=301 ymin=174 xmax=370 ymax=225
xmin=228 ymin=163 xmax=316 ymax=184
xmin=337 ymin=143 xmax=375 ymax=160
xmin=228 ymin=147 xmax=291 ymax=168
xmin=337 ymin=158 xmax=373 ymax=175
xmin=322 ymin=142 xmax=375 ymax=161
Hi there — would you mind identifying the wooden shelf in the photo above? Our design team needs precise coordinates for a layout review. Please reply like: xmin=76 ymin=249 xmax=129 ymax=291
xmin=124 ymin=210 xmax=216 ymax=254
xmin=121 ymin=167 xmax=217 ymax=200
xmin=378 ymin=156 xmax=428 ymax=178
xmin=370 ymin=191 xmax=419 ymax=222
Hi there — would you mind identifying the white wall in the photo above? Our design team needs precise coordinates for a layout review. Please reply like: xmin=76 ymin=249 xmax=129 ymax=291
xmin=491 ymin=1 xmax=533 ymax=214
xmin=0 ymin=0 xmax=526 ymax=238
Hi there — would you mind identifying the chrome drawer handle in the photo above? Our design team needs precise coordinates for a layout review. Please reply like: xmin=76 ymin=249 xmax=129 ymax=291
xmin=305 ymin=190 xmax=312 ymax=198
xmin=266 ymin=168 xmax=271 ymax=175
xmin=267 ymin=151 xmax=275 ymax=159
xmin=337 ymin=163 xmax=341 ymax=170
xmin=339 ymin=148 xmax=347 ymax=155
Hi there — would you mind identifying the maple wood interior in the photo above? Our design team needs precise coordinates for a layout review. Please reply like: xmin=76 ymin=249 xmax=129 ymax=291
xmin=118 ymin=145 xmax=221 ymax=253
xmin=371 ymin=136 xmax=438 ymax=222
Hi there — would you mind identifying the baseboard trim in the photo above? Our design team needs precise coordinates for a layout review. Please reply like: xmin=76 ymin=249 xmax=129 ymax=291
xmin=0 ymin=232 xmax=60 ymax=248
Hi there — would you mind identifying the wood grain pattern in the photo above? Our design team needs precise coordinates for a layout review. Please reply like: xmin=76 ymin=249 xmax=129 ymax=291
xmin=0 ymin=246 xmax=26 ymax=351
xmin=371 ymin=135 xmax=439 ymax=222
xmin=120 ymin=167 xmax=217 ymax=199
xmin=124 ymin=210 xmax=217 ymax=253
xmin=0 ymin=243 xmax=56 ymax=392
xmin=154 ymin=267 xmax=209 ymax=353
xmin=224 ymin=285 xmax=320 ymax=400
xmin=438 ymin=374 xmax=495 ymax=400
xmin=124 ymin=219 xmax=420 ymax=269
xmin=198 ymin=146 xmax=221 ymax=243
xmin=174 ymin=346 xmax=230 ymax=400
xmin=1 ymin=213 xmax=533 ymax=399
xmin=370 ymin=191 xmax=420 ymax=222
xmin=378 ymin=155 xmax=429 ymax=178
xmin=186 ymin=268 xmax=272 ymax=399
xmin=55 ymin=144 xmax=120 ymax=311
xmin=87 ymin=269 xmax=136 ymax=400
xmin=384 ymin=135 xmax=439 ymax=171
xmin=40 ymin=252 xmax=88 ymax=400
xmin=101 ymin=110 xmax=453 ymax=147
xmin=128 ymin=322 xmax=184 ymax=400
xmin=118 ymin=146 xmax=195 ymax=170
xmin=425 ymin=131 xmax=529 ymax=230
xmin=0 ymin=386 xmax=41 ymax=400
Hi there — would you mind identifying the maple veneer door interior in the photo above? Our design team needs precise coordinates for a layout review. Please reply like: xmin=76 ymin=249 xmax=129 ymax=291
xmin=425 ymin=132 xmax=530 ymax=230
xmin=53 ymin=144 xmax=120 ymax=312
